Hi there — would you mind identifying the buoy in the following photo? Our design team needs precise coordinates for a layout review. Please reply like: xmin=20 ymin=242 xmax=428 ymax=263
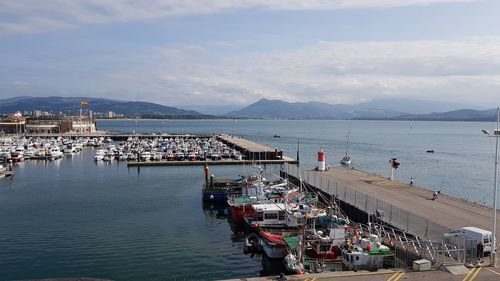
xmin=317 ymin=147 xmax=326 ymax=171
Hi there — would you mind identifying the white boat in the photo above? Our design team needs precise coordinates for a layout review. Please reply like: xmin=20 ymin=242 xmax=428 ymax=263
xmin=341 ymin=233 xmax=392 ymax=271
xmin=24 ymin=148 xmax=37 ymax=159
xmin=340 ymin=155 xmax=351 ymax=166
xmin=210 ymin=152 xmax=221 ymax=161
xmin=188 ymin=151 xmax=197 ymax=161
xmin=175 ymin=152 xmax=185 ymax=161
xmin=153 ymin=151 xmax=163 ymax=161
xmin=340 ymin=128 xmax=352 ymax=166
xmin=140 ymin=151 xmax=152 ymax=161
xmin=64 ymin=143 xmax=77 ymax=154
xmin=48 ymin=147 xmax=63 ymax=160
xmin=94 ymin=149 xmax=106 ymax=161
xmin=244 ymin=203 xmax=288 ymax=228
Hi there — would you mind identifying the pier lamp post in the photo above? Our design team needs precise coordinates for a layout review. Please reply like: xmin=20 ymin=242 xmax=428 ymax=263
xmin=482 ymin=106 xmax=500 ymax=267
xmin=389 ymin=158 xmax=400 ymax=180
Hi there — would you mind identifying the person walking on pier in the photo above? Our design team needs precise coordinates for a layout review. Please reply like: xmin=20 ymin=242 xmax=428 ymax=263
xmin=477 ymin=243 xmax=484 ymax=263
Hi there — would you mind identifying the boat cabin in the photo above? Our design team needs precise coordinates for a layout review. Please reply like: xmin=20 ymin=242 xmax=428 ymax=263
xmin=247 ymin=203 xmax=287 ymax=227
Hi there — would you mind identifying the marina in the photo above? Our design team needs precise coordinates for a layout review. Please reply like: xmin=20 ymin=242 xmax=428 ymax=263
xmin=2 ymin=120 xmax=500 ymax=281
xmin=0 ymin=133 xmax=297 ymax=167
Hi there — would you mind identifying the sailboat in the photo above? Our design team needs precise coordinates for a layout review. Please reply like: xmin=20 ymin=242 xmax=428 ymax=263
xmin=340 ymin=128 xmax=352 ymax=166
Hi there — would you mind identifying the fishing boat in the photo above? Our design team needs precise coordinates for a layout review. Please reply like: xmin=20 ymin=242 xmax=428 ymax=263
xmin=244 ymin=203 xmax=289 ymax=228
xmin=202 ymin=178 xmax=243 ymax=201
xmin=304 ymin=227 xmax=346 ymax=261
xmin=258 ymin=229 xmax=290 ymax=259
xmin=228 ymin=177 xmax=288 ymax=224
xmin=340 ymin=129 xmax=352 ymax=166
xmin=341 ymin=232 xmax=393 ymax=271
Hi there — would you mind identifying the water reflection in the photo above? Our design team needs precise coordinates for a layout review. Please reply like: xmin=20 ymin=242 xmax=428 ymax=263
xmin=201 ymin=200 xmax=229 ymax=220
xmin=261 ymin=255 xmax=286 ymax=276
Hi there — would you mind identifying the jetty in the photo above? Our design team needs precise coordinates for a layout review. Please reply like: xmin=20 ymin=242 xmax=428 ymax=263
xmin=283 ymin=163 xmax=500 ymax=245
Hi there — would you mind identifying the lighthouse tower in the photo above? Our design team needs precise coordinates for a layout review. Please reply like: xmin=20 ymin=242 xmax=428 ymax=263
xmin=317 ymin=147 xmax=326 ymax=171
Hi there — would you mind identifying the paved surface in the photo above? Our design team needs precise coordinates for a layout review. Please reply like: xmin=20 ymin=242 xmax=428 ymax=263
xmin=218 ymin=135 xmax=278 ymax=154
xmin=315 ymin=168 xmax=500 ymax=246
xmin=220 ymin=267 xmax=500 ymax=281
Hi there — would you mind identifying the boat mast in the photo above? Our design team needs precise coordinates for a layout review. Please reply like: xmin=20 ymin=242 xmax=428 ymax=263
xmin=345 ymin=127 xmax=350 ymax=156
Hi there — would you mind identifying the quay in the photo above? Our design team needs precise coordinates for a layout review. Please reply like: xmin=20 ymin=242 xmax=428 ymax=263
xmin=219 ymin=267 xmax=500 ymax=281
xmin=220 ymin=164 xmax=500 ymax=281
xmin=127 ymin=159 xmax=296 ymax=167
xmin=283 ymin=163 xmax=500 ymax=248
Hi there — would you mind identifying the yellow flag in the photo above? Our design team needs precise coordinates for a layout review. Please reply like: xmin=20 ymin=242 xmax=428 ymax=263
xmin=81 ymin=100 xmax=88 ymax=107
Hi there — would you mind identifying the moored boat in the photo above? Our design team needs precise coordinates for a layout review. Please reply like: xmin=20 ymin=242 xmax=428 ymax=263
xmin=341 ymin=232 xmax=393 ymax=271
xmin=202 ymin=178 xmax=243 ymax=201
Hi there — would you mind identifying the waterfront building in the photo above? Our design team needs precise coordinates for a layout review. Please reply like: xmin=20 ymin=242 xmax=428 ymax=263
xmin=25 ymin=117 xmax=96 ymax=134
xmin=0 ymin=113 xmax=26 ymax=134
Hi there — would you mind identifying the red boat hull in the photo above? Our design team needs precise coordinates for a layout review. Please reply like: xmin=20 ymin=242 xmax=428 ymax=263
xmin=230 ymin=204 xmax=255 ymax=224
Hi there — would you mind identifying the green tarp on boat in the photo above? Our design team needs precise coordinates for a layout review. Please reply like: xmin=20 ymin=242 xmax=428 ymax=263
xmin=283 ymin=236 xmax=300 ymax=249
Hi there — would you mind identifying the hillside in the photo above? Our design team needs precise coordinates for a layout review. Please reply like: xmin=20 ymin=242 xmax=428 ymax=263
xmin=226 ymin=98 xmax=405 ymax=119
xmin=0 ymin=96 xmax=202 ymax=117
xmin=389 ymin=108 xmax=498 ymax=121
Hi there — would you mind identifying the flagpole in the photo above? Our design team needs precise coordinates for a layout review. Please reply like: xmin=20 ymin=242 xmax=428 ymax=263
xmin=80 ymin=100 xmax=82 ymax=134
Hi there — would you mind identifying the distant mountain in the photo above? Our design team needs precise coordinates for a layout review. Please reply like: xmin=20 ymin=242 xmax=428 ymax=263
xmin=388 ymin=108 xmax=498 ymax=121
xmin=178 ymin=104 xmax=244 ymax=115
xmin=357 ymin=98 xmax=485 ymax=115
xmin=0 ymin=96 xmax=203 ymax=117
xmin=226 ymin=98 xmax=405 ymax=120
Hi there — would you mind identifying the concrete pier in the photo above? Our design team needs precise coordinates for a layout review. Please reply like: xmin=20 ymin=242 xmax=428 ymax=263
xmin=218 ymin=267 xmax=500 ymax=281
xmin=127 ymin=159 xmax=297 ymax=167
xmin=284 ymin=164 xmax=500 ymax=244
xmin=217 ymin=135 xmax=284 ymax=161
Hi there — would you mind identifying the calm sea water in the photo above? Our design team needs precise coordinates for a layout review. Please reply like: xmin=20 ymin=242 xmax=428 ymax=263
xmin=0 ymin=119 xmax=498 ymax=281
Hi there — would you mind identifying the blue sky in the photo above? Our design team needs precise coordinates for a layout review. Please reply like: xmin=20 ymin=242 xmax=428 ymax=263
xmin=1 ymin=0 xmax=500 ymax=107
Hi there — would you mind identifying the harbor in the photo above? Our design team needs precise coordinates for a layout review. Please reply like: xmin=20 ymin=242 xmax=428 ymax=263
xmin=2 ymin=120 xmax=500 ymax=281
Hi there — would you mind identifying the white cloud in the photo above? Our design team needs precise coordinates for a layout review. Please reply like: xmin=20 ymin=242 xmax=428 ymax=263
xmin=113 ymin=37 xmax=500 ymax=106
xmin=0 ymin=0 xmax=482 ymax=35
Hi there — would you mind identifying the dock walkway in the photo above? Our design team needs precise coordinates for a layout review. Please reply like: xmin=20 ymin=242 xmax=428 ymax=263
xmin=285 ymin=164 xmax=499 ymax=242
xmin=218 ymin=135 xmax=295 ymax=162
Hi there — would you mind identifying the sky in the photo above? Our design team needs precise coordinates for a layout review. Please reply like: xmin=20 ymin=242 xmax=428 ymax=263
xmin=1 ymin=0 xmax=500 ymax=108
